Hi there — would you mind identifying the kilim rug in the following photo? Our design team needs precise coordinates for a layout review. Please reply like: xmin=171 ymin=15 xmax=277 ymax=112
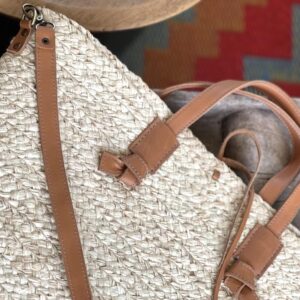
xmin=117 ymin=0 xmax=300 ymax=96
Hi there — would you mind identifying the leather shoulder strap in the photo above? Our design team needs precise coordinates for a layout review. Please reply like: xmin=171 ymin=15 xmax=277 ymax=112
xmin=35 ymin=25 xmax=92 ymax=300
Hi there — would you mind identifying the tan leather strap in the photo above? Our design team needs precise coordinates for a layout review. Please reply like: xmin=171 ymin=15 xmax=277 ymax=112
xmin=213 ymin=128 xmax=294 ymax=299
xmin=100 ymin=79 xmax=300 ymax=298
xmin=166 ymin=80 xmax=300 ymax=134
xmin=222 ymin=180 xmax=299 ymax=299
xmin=224 ymin=224 xmax=282 ymax=300
xmin=160 ymin=81 xmax=300 ymax=206
xmin=35 ymin=26 xmax=92 ymax=300
xmin=102 ymin=79 xmax=300 ymax=202
xmin=158 ymin=81 xmax=212 ymax=97
xmin=7 ymin=19 xmax=33 ymax=54
xmin=212 ymin=129 xmax=262 ymax=300
xmin=267 ymin=183 xmax=300 ymax=236
xmin=99 ymin=117 xmax=179 ymax=187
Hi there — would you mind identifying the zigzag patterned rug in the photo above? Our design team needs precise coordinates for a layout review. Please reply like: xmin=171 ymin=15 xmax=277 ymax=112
xmin=138 ymin=0 xmax=300 ymax=96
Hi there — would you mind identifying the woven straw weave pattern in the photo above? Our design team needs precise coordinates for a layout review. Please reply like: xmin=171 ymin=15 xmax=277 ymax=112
xmin=0 ymin=8 xmax=299 ymax=299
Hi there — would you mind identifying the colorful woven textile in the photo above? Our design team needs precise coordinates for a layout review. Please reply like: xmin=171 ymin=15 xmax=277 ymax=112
xmin=120 ymin=0 xmax=300 ymax=96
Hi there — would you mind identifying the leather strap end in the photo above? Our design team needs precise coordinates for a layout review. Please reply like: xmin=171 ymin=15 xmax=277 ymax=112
xmin=100 ymin=117 xmax=179 ymax=187
xmin=121 ymin=153 xmax=148 ymax=184
xmin=7 ymin=19 xmax=32 ymax=54
xmin=225 ymin=261 xmax=256 ymax=291
xmin=223 ymin=224 xmax=282 ymax=299
xmin=99 ymin=151 xmax=125 ymax=177
xmin=119 ymin=168 xmax=140 ymax=188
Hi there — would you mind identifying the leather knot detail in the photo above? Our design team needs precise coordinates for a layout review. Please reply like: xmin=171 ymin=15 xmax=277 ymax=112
xmin=223 ymin=224 xmax=283 ymax=300
xmin=224 ymin=260 xmax=258 ymax=299
xmin=99 ymin=117 xmax=179 ymax=187
xmin=225 ymin=260 xmax=256 ymax=291
xmin=99 ymin=151 xmax=149 ymax=187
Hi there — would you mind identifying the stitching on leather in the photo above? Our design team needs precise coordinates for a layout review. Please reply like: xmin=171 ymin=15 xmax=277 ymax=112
xmin=131 ymin=118 xmax=178 ymax=173
xmin=234 ymin=224 xmax=282 ymax=278
xmin=36 ymin=30 xmax=90 ymax=300
xmin=123 ymin=158 xmax=142 ymax=181
xmin=235 ymin=224 xmax=260 ymax=257
xmin=36 ymin=38 xmax=74 ymax=299
xmin=130 ymin=117 xmax=160 ymax=149
xmin=226 ymin=273 xmax=254 ymax=290
xmin=134 ymin=154 xmax=149 ymax=173
xmin=178 ymin=81 xmax=241 ymax=132
xmin=123 ymin=155 xmax=147 ymax=181
xmin=37 ymin=38 xmax=76 ymax=300
xmin=99 ymin=153 xmax=107 ymax=171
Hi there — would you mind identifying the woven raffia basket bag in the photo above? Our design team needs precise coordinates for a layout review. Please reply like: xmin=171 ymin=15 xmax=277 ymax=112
xmin=1 ymin=4 xmax=300 ymax=299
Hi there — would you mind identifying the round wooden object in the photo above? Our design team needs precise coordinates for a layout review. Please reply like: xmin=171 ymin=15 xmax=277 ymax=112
xmin=0 ymin=0 xmax=201 ymax=31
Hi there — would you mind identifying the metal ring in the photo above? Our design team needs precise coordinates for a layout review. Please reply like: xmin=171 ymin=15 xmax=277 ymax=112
xmin=35 ymin=21 xmax=55 ymax=29
xmin=22 ymin=4 xmax=42 ymax=27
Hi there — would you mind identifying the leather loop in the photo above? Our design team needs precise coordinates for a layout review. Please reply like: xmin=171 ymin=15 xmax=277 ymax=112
xmin=99 ymin=117 xmax=178 ymax=187
xmin=7 ymin=19 xmax=32 ymax=54
xmin=223 ymin=224 xmax=282 ymax=299
xmin=99 ymin=152 xmax=144 ymax=187
xmin=224 ymin=278 xmax=258 ymax=300
xmin=225 ymin=261 xmax=256 ymax=291
xmin=122 ymin=153 xmax=149 ymax=184
xmin=99 ymin=151 xmax=125 ymax=177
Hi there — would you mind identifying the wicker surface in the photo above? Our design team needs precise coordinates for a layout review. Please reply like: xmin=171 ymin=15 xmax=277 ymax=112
xmin=0 ymin=7 xmax=299 ymax=299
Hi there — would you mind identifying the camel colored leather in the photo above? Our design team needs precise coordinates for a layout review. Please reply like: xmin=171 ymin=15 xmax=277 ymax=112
xmin=99 ymin=117 xmax=178 ymax=187
xmin=224 ymin=181 xmax=300 ymax=299
xmin=7 ymin=19 xmax=33 ymax=54
xmin=212 ymin=130 xmax=261 ymax=300
xmin=268 ymin=183 xmax=300 ymax=236
xmin=35 ymin=26 xmax=92 ymax=300
xmin=166 ymin=80 xmax=300 ymax=135
xmin=224 ymin=224 xmax=282 ymax=300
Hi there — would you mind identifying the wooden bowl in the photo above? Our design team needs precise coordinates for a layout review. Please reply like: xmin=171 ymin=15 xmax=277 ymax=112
xmin=0 ymin=0 xmax=201 ymax=31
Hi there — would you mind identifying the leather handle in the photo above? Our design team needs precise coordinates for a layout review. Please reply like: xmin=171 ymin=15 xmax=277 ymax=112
xmin=164 ymin=80 xmax=300 ymax=134
xmin=213 ymin=129 xmax=262 ymax=300
xmin=160 ymin=80 xmax=300 ymax=206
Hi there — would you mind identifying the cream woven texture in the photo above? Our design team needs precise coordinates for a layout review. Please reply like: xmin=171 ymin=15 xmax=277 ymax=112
xmin=0 ymin=8 xmax=299 ymax=300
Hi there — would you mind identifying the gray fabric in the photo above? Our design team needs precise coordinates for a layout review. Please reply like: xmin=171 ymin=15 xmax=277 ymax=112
xmin=164 ymin=91 xmax=300 ymax=228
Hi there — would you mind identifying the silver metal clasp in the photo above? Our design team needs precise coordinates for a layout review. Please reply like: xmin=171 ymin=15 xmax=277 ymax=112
xmin=22 ymin=3 xmax=54 ymax=28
